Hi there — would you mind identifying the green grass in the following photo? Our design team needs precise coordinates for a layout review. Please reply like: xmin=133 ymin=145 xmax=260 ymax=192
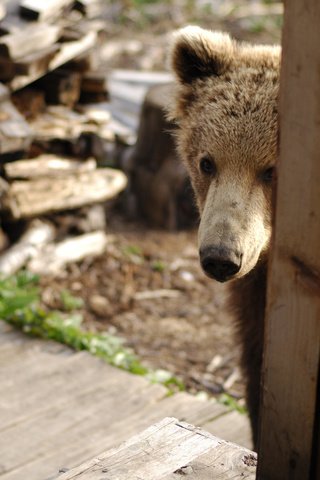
xmin=0 ymin=271 xmax=184 ymax=392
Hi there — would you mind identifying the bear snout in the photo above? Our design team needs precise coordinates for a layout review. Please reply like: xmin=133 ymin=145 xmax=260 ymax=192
xmin=199 ymin=246 xmax=242 ymax=282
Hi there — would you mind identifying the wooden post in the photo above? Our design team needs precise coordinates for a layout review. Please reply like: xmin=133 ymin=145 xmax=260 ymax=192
xmin=257 ymin=1 xmax=320 ymax=479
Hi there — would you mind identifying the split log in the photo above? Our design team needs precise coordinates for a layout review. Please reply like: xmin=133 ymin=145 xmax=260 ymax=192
xmin=35 ymin=69 xmax=82 ymax=107
xmin=3 ymin=168 xmax=127 ymax=219
xmin=28 ymin=231 xmax=110 ymax=275
xmin=11 ymin=88 xmax=46 ymax=120
xmin=19 ymin=0 xmax=74 ymax=21
xmin=79 ymin=71 xmax=109 ymax=104
xmin=10 ymin=30 xmax=98 ymax=91
xmin=52 ymin=204 xmax=107 ymax=236
xmin=0 ymin=24 xmax=61 ymax=60
xmin=0 ymin=219 xmax=55 ymax=276
xmin=4 ymin=155 xmax=96 ymax=179
xmin=0 ymin=101 xmax=33 ymax=154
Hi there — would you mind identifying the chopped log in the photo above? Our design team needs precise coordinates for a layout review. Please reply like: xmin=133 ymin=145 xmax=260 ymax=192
xmin=35 ymin=69 xmax=81 ymax=107
xmin=0 ymin=219 xmax=55 ymax=276
xmin=0 ymin=58 xmax=16 ymax=82
xmin=128 ymin=84 xmax=197 ymax=229
xmin=4 ymin=155 xmax=96 ymax=179
xmin=0 ymin=101 xmax=33 ymax=154
xmin=52 ymin=204 xmax=107 ymax=236
xmin=19 ymin=0 xmax=74 ymax=21
xmin=79 ymin=71 xmax=109 ymax=103
xmin=10 ymin=30 xmax=98 ymax=91
xmin=11 ymin=88 xmax=46 ymax=120
xmin=28 ymin=231 xmax=110 ymax=275
xmin=13 ymin=44 xmax=60 ymax=78
xmin=0 ymin=24 xmax=61 ymax=60
xmin=3 ymin=168 xmax=127 ymax=219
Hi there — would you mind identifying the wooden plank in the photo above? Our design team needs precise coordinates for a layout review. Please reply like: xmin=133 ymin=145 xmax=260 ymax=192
xmin=257 ymin=1 xmax=320 ymax=479
xmin=0 ymin=350 xmax=147 ymax=430
xmin=0 ymin=372 xmax=166 ymax=479
xmin=55 ymin=418 xmax=256 ymax=480
xmin=0 ymin=324 xmax=251 ymax=480
xmin=3 ymin=168 xmax=127 ymax=219
xmin=204 ymin=409 xmax=252 ymax=450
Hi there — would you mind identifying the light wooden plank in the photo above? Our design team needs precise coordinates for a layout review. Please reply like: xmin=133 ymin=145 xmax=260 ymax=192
xmin=0 ymin=351 xmax=129 ymax=429
xmin=204 ymin=409 xmax=252 ymax=450
xmin=258 ymin=1 xmax=320 ymax=479
xmin=56 ymin=418 xmax=256 ymax=480
xmin=0 ymin=372 xmax=164 ymax=476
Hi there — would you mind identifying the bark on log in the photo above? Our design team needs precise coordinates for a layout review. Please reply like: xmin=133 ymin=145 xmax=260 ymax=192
xmin=3 ymin=168 xmax=127 ymax=219
xmin=28 ymin=231 xmax=110 ymax=275
xmin=4 ymin=155 xmax=96 ymax=180
xmin=0 ymin=219 xmax=55 ymax=276
xmin=0 ymin=101 xmax=33 ymax=154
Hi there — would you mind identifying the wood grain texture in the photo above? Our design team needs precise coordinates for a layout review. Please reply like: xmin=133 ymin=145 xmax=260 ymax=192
xmin=0 ymin=323 xmax=251 ymax=480
xmin=4 ymin=168 xmax=127 ymax=218
xmin=56 ymin=417 xmax=256 ymax=480
xmin=258 ymin=1 xmax=320 ymax=478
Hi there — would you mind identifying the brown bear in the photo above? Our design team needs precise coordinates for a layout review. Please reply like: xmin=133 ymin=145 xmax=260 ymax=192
xmin=168 ymin=26 xmax=280 ymax=448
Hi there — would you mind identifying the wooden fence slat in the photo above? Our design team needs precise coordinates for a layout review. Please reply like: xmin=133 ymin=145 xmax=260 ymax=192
xmin=257 ymin=1 xmax=320 ymax=479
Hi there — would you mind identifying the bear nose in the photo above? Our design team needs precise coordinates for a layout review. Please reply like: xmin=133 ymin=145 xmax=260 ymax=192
xmin=199 ymin=246 xmax=242 ymax=282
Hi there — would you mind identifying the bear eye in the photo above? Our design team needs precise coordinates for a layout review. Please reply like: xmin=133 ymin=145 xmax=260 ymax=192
xmin=261 ymin=167 xmax=275 ymax=183
xmin=199 ymin=155 xmax=217 ymax=176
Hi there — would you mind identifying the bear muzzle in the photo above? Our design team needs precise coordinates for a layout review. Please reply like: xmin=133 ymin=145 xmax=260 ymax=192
xmin=200 ymin=246 xmax=242 ymax=282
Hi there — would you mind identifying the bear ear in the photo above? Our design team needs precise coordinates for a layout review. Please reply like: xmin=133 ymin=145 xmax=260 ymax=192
xmin=170 ymin=26 xmax=234 ymax=84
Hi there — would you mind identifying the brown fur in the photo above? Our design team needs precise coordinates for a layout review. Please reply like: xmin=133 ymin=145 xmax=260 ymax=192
xmin=168 ymin=26 xmax=281 ymax=447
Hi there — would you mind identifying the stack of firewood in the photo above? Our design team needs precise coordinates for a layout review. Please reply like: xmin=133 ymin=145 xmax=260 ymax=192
xmin=0 ymin=0 xmax=131 ymax=275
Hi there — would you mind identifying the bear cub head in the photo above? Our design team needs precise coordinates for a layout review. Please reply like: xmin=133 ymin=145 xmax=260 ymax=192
xmin=169 ymin=26 xmax=280 ymax=282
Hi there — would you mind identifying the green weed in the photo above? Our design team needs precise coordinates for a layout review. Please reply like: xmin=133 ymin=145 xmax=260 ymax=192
xmin=0 ymin=271 xmax=183 ymax=392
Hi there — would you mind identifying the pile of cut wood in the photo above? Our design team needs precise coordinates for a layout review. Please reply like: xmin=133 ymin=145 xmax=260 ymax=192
xmin=0 ymin=0 xmax=197 ymax=277
xmin=0 ymin=0 xmax=131 ymax=276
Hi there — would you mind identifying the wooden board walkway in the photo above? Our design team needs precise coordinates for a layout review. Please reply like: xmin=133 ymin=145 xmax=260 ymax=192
xmin=0 ymin=321 xmax=252 ymax=480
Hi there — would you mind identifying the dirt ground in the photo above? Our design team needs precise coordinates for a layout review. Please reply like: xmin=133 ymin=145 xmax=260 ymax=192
xmin=40 ymin=212 xmax=244 ymax=401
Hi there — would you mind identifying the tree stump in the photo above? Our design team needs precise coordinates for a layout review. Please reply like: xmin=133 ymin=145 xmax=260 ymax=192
xmin=128 ymin=83 xmax=198 ymax=230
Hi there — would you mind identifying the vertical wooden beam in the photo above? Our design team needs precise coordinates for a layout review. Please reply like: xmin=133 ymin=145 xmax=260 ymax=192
xmin=257 ymin=1 xmax=320 ymax=479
